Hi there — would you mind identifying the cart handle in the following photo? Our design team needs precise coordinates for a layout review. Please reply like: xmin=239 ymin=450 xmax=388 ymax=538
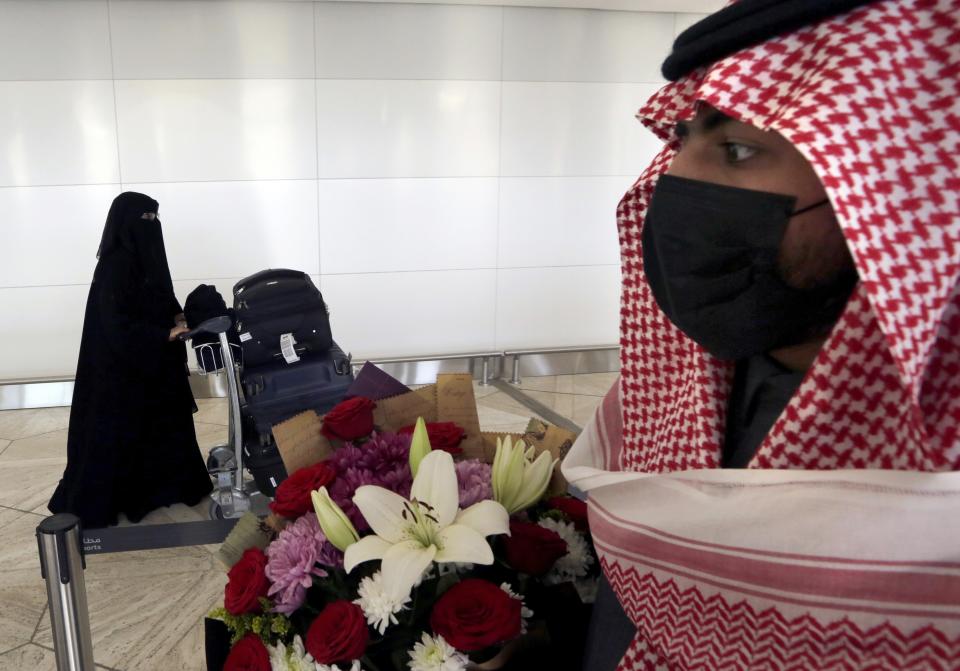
xmin=177 ymin=315 xmax=232 ymax=341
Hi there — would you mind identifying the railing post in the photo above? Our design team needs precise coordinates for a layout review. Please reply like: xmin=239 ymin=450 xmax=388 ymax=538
xmin=36 ymin=514 xmax=95 ymax=670
xmin=480 ymin=356 xmax=491 ymax=386
xmin=510 ymin=354 xmax=521 ymax=385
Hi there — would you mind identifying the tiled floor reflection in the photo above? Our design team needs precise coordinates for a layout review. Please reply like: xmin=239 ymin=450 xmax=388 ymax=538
xmin=0 ymin=373 xmax=616 ymax=669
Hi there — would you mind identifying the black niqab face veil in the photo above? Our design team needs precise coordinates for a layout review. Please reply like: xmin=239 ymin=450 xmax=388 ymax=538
xmin=97 ymin=191 xmax=176 ymax=299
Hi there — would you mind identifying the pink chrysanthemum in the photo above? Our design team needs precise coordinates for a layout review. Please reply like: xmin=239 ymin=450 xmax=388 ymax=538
xmin=455 ymin=459 xmax=492 ymax=508
xmin=327 ymin=432 xmax=413 ymax=531
xmin=265 ymin=513 xmax=343 ymax=614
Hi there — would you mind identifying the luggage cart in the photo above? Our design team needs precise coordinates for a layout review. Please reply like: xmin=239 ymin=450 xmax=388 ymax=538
xmin=178 ymin=315 xmax=252 ymax=519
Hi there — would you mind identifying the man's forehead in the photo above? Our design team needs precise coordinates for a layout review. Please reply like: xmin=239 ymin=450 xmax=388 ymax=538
xmin=683 ymin=103 xmax=736 ymax=129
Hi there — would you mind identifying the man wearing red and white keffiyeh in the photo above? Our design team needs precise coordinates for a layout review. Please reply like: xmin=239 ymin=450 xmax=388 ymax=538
xmin=562 ymin=1 xmax=960 ymax=669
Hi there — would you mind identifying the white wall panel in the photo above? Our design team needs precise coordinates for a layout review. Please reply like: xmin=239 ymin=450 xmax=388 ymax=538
xmin=0 ymin=3 xmax=692 ymax=380
xmin=496 ymin=265 xmax=621 ymax=348
xmin=315 ymin=3 xmax=501 ymax=80
xmin=318 ymin=178 xmax=498 ymax=274
xmin=0 ymin=185 xmax=120 ymax=288
xmin=316 ymin=80 xmax=500 ymax=178
xmin=503 ymin=8 xmax=671 ymax=82
xmin=125 ymin=180 xmax=320 ymax=280
xmin=0 ymin=1 xmax=112 ymax=81
xmin=500 ymin=81 xmax=663 ymax=176
xmin=0 ymin=81 xmax=120 ymax=187
xmin=498 ymin=176 xmax=629 ymax=268
xmin=321 ymin=270 xmax=497 ymax=356
xmin=115 ymin=79 xmax=317 ymax=183
xmin=0 ymin=286 xmax=89 ymax=379
xmin=110 ymin=1 xmax=315 ymax=79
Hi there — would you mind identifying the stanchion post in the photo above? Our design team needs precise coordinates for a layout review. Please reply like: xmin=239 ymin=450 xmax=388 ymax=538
xmin=480 ymin=356 xmax=490 ymax=386
xmin=36 ymin=514 xmax=95 ymax=670
xmin=510 ymin=354 xmax=521 ymax=385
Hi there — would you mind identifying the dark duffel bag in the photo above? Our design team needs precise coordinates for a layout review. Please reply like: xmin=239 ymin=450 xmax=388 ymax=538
xmin=184 ymin=284 xmax=241 ymax=373
xmin=233 ymin=268 xmax=333 ymax=369
xmin=241 ymin=343 xmax=353 ymax=436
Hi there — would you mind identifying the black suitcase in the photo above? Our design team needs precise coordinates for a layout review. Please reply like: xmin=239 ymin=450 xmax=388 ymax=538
xmin=241 ymin=344 xmax=353 ymax=435
xmin=242 ymin=424 xmax=287 ymax=496
xmin=233 ymin=269 xmax=333 ymax=369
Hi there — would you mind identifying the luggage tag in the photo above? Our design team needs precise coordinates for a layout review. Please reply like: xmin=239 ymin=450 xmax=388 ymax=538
xmin=280 ymin=333 xmax=300 ymax=364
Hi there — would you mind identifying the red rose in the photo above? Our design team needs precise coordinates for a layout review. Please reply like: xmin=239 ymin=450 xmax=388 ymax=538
xmin=224 ymin=634 xmax=270 ymax=671
xmin=305 ymin=600 xmax=369 ymax=664
xmin=548 ymin=496 xmax=589 ymax=531
xmin=398 ymin=421 xmax=465 ymax=454
xmin=224 ymin=548 xmax=270 ymax=615
xmin=430 ymin=579 xmax=522 ymax=652
xmin=269 ymin=461 xmax=336 ymax=519
xmin=321 ymin=397 xmax=376 ymax=441
xmin=502 ymin=520 xmax=568 ymax=576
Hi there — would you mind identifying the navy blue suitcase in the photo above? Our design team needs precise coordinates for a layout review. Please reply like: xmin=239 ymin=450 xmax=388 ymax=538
xmin=241 ymin=343 xmax=353 ymax=435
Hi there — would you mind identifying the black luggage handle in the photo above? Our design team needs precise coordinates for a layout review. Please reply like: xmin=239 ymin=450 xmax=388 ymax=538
xmin=233 ymin=269 xmax=308 ymax=298
xmin=177 ymin=315 xmax=233 ymax=341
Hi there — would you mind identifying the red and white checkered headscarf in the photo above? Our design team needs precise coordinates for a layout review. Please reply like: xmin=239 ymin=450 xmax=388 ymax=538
xmin=620 ymin=0 xmax=959 ymax=475
xmin=564 ymin=1 xmax=960 ymax=668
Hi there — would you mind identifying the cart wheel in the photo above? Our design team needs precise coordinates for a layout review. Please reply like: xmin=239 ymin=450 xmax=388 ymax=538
xmin=209 ymin=499 xmax=225 ymax=520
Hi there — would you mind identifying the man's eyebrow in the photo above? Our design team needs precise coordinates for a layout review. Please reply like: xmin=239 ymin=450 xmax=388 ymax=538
xmin=703 ymin=109 xmax=734 ymax=130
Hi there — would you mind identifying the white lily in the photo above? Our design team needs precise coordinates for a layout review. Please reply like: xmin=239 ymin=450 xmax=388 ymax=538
xmin=343 ymin=450 xmax=509 ymax=601
xmin=408 ymin=416 xmax=432 ymax=477
xmin=492 ymin=436 xmax=557 ymax=514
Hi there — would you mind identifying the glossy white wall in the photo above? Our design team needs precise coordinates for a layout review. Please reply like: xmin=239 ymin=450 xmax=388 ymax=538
xmin=0 ymin=1 xmax=708 ymax=379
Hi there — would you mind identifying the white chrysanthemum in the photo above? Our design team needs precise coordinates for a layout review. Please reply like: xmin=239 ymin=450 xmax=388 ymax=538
xmin=354 ymin=571 xmax=411 ymax=634
xmin=408 ymin=632 xmax=468 ymax=671
xmin=537 ymin=518 xmax=593 ymax=584
xmin=268 ymin=635 xmax=316 ymax=671
xmin=316 ymin=662 xmax=362 ymax=671
xmin=499 ymin=583 xmax=534 ymax=634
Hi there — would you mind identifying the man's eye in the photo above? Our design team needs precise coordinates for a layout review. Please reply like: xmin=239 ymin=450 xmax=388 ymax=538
xmin=723 ymin=143 xmax=758 ymax=163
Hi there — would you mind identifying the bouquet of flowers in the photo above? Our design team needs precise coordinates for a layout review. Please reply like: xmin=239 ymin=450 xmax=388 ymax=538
xmin=209 ymin=396 xmax=598 ymax=671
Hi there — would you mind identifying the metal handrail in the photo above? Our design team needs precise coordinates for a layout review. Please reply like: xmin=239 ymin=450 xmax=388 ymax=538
xmin=352 ymin=351 xmax=503 ymax=365
xmin=502 ymin=344 xmax=618 ymax=356
xmin=503 ymin=344 xmax=619 ymax=385
xmin=0 ymin=375 xmax=74 ymax=385
xmin=352 ymin=351 xmax=503 ymax=385
xmin=352 ymin=345 xmax=620 ymax=387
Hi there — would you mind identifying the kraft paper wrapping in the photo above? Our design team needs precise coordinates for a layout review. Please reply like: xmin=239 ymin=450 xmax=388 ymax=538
xmin=436 ymin=374 xmax=484 ymax=461
xmin=271 ymin=410 xmax=333 ymax=475
xmin=372 ymin=385 xmax=438 ymax=431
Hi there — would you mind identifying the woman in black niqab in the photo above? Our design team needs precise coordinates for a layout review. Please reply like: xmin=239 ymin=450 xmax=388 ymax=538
xmin=49 ymin=192 xmax=212 ymax=527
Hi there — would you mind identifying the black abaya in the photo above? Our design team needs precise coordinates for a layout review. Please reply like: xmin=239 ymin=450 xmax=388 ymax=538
xmin=49 ymin=192 xmax=212 ymax=528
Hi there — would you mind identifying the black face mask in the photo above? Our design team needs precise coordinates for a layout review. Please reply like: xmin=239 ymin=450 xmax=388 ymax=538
xmin=641 ymin=175 xmax=857 ymax=361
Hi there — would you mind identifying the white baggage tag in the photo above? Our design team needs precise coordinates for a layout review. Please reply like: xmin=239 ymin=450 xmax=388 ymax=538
xmin=280 ymin=333 xmax=300 ymax=364
xmin=239 ymin=332 xmax=252 ymax=342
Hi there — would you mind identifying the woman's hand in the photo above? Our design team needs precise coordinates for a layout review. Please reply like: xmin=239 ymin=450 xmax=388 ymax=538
xmin=169 ymin=324 xmax=190 ymax=341
xmin=174 ymin=313 xmax=188 ymax=328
